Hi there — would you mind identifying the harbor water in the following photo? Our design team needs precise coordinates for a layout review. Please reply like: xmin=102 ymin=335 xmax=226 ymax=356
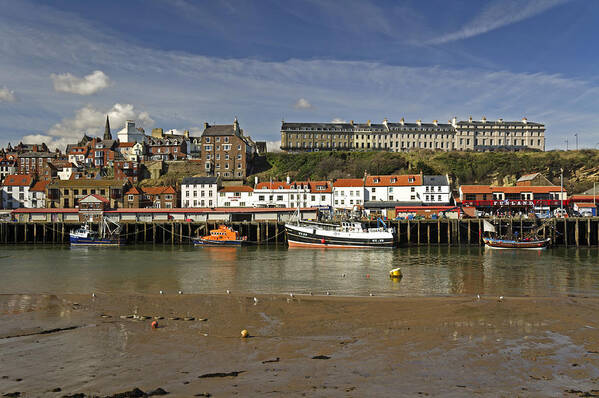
xmin=1 ymin=245 xmax=599 ymax=297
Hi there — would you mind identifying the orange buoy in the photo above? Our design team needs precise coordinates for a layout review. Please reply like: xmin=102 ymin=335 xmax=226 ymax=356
xmin=241 ymin=329 xmax=249 ymax=338
xmin=151 ymin=320 xmax=158 ymax=329
xmin=321 ymin=238 xmax=326 ymax=244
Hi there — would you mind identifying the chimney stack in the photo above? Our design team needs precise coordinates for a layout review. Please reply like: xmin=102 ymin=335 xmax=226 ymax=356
xmin=204 ymin=122 xmax=209 ymax=130
xmin=416 ymin=119 xmax=422 ymax=126
xmin=481 ymin=116 xmax=487 ymax=123
xmin=522 ymin=117 xmax=527 ymax=124
xmin=468 ymin=116 xmax=473 ymax=123
xmin=400 ymin=117 xmax=405 ymax=126
xmin=433 ymin=119 xmax=438 ymax=126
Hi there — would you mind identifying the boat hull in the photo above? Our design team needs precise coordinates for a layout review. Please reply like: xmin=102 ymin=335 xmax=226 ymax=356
xmin=70 ymin=236 xmax=125 ymax=246
xmin=193 ymin=239 xmax=246 ymax=246
xmin=285 ymin=224 xmax=394 ymax=249
xmin=483 ymin=237 xmax=550 ymax=250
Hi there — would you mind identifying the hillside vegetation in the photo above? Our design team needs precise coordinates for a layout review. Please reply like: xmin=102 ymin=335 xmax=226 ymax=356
xmin=252 ymin=150 xmax=599 ymax=193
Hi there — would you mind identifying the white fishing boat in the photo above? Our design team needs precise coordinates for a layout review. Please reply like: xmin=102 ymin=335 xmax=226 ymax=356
xmin=70 ymin=218 xmax=124 ymax=246
xmin=285 ymin=214 xmax=394 ymax=248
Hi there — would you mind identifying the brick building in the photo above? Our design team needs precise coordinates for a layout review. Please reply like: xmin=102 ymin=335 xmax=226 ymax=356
xmin=199 ymin=118 xmax=256 ymax=180
xmin=16 ymin=152 xmax=58 ymax=179
xmin=124 ymin=186 xmax=177 ymax=208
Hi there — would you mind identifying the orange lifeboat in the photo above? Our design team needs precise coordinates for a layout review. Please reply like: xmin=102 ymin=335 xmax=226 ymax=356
xmin=193 ymin=225 xmax=248 ymax=246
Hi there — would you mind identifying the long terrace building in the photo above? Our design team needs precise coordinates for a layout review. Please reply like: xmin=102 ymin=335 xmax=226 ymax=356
xmin=281 ymin=116 xmax=545 ymax=152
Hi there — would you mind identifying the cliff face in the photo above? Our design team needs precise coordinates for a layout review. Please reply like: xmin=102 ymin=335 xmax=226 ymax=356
xmin=251 ymin=150 xmax=599 ymax=193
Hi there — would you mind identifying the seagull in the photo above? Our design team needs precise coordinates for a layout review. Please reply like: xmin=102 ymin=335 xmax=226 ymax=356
xmin=309 ymin=292 xmax=313 ymax=296
xmin=159 ymin=290 xmax=164 ymax=295
xmin=342 ymin=273 xmax=346 ymax=278
xmin=178 ymin=290 xmax=183 ymax=295
xmin=369 ymin=293 xmax=374 ymax=297
xmin=326 ymin=291 xmax=330 ymax=296
xmin=289 ymin=293 xmax=294 ymax=298
xmin=498 ymin=296 xmax=504 ymax=302
xmin=226 ymin=289 xmax=230 ymax=295
xmin=91 ymin=293 xmax=96 ymax=298
xmin=253 ymin=297 xmax=258 ymax=304
xmin=477 ymin=294 xmax=481 ymax=300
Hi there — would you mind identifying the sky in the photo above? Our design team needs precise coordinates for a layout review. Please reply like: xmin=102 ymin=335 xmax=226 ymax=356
xmin=0 ymin=0 xmax=597 ymax=151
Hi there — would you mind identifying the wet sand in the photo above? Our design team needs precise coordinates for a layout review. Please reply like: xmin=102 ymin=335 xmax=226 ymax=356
xmin=1 ymin=293 xmax=599 ymax=397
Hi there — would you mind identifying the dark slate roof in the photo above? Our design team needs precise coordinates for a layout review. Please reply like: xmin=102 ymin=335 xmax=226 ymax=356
xmin=203 ymin=125 xmax=235 ymax=136
xmin=423 ymin=175 xmax=449 ymax=186
xmin=19 ymin=151 xmax=57 ymax=158
xmin=386 ymin=122 xmax=453 ymax=131
xmin=281 ymin=122 xmax=354 ymax=130
xmin=457 ymin=120 xmax=544 ymax=126
xmin=147 ymin=136 xmax=185 ymax=145
xmin=182 ymin=176 xmax=218 ymax=185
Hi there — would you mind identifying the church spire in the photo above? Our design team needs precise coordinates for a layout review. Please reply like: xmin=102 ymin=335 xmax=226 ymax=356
xmin=103 ymin=115 xmax=112 ymax=140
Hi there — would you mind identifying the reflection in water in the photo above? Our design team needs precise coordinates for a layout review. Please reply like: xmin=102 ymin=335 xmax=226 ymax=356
xmin=0 ymin=245 xmax=598 ymax=297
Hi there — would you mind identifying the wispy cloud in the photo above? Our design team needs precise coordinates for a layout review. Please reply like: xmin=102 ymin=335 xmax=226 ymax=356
xmin=51 ymin=70 xmax=111 ymax=95
xmin=0 ymin=86 xmax=16 ymax=102
xmin=426 ymin=0 xmax=570 ymax=45
xmin=293 ymin=98 xmax=313 ymax=110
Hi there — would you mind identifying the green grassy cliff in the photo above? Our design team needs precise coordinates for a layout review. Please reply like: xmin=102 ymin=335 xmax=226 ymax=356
xmin=251 ymin=150 xmax=599 ymax=193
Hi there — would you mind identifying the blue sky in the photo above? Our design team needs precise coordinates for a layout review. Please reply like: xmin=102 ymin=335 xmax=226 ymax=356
xmin=0 ymin=0 xmax=597 ymax=150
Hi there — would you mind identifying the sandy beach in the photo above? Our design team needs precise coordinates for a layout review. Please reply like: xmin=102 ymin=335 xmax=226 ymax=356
xmin=1 ymin=293 xmax=599 ymax=397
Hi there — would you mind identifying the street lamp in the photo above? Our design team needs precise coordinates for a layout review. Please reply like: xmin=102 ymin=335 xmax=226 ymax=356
xmin=560 ymin=168 xmax=564 ymax=215
xmin=575 ymin=133 xmax=578 ymax=150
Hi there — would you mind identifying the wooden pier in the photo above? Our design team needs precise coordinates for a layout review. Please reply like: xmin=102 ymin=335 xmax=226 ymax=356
xmin=1 ymin=218 xmax=599 ymax=247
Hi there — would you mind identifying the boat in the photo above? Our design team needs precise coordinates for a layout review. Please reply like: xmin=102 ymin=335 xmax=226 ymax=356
xmin=285 ymin=216 xmax=394 ymax=248
xmin=70 ymin=219 xmax=124 ymax=246
xmin=193 ymin=225 xmax=247 ymax=246
xmin=483 ymin=236 xmax=551 ymax=249
xmin=482 ymin=219 xmax=551 ymax=250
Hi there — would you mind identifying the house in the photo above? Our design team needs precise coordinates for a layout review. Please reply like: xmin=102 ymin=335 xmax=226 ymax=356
xmin=146 ymin=128 xmax=187 ymax=160
xmin=46 ymin=179 xmax=129 ymax=209
xmin=459 ymin=184 xmax=567 ymax=216
xmin=52 ymin=160 xmax=76 ymax=180
xmin=85 ymin=138 xmax=118 ymax=168
xmin=419 ymin=175 xmax=451 ymax=205
xmin=117 ymin=120 xmax=147 ymax=143
xmin=113 ymin=157 xmax=140 ymax=183
xmin=333 ymin=178 xmax=365 ymax=211
xmin=253 ymin=178 xmax=332 ymax=209
xmin=365 ymin=175 xmax=422 ymax=202
xmin=124 ymin=186 xmax=178 ymax=208
xmin=217 ymin=185 xmax=254 ymax=207
xmin=1 ymin=174 xmax=34 ymax=209
xmin=0 ymin=158 xmax=17 ymax=182
xmin=16 ymin=151 xmax=58 ymax=179
xmin=67 ymin=146 xmax=90 ymax=167
xmin=78 ymin=194 xmax=110 ymax=221
xmin=29 ymin=180 xmax=49 ymax=208
xmin=181 ymin=176 xmax=220 ymax=207
xmin=199 ymin=118 xmax=257 ymax=180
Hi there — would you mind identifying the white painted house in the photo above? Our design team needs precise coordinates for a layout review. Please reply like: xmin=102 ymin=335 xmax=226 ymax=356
xmin=333 ymin=178 xmax=365 ymax=211
xmin=181 ymin=176 xmax=220 ymax=208
xmin=1 ymin=174 xmax=34 ymax=209
xmin=217 ymin=186 xmax=254 ymax=207
xmin=117 ymin=120 xmax=147 ymax=144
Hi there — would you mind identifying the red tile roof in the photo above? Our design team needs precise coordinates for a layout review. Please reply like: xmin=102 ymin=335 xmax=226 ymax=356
xmin=126 ymin=187 xmax=141 ymax=195
xmin=365 ymin=175 xmax=421 ymax=187
xmin=333 ymin=178 xmax=364 ymax=188
xmin=140 ymin=186 xmax=176 ymax=195
xmin=30 ymin=180 xmax=49 ymax=192
xmin=460 ymin=185 xmax=563 ymax=194
xmin=3 ymin=174 xmax=33 ymax=187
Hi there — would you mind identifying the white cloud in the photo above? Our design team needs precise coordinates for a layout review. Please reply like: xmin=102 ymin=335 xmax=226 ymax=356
xmin=0 ymin=86 xmax=16 ymax=102
xmin=294 ymin=98 xmax=313 ymax=110
xmin=23 ymin=103 xmax=153 ymax=150
xmin=426 ymin=0 xmax=569 ymax=45
xmin=331 ymin=118 xmax=346 ymax=123
xmin=51 ymin=70 xmax=111 ymax=95
xmin=266 ymin=140 xmax=282 ymax=152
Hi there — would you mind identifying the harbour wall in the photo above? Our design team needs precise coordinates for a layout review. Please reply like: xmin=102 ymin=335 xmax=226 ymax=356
xmin=1 ymin=218 xmax=598 ymax=247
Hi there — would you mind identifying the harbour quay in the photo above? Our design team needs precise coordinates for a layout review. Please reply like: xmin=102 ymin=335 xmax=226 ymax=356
xmin=1 ymin=207 xmax=598 ymax=247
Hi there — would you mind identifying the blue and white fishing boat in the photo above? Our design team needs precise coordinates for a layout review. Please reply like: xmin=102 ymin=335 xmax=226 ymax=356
xmin=70 ymin=219 xmax=124 ymax=246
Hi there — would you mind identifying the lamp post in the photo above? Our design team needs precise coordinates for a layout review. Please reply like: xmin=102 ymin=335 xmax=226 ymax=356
xmin=575 ymin=133 xmax=578 ymax=150
xmin=560 ymin=168 xmax=564 ymax=215
xmin=565 ymin=139 xmax=568 ymax=151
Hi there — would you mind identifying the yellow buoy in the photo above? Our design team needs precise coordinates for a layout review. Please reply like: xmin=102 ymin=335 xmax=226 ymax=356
xmin=389 ymin=268 xmax=402 ymax=279
xmin=241 ymin=329 xmax=249 ymax=338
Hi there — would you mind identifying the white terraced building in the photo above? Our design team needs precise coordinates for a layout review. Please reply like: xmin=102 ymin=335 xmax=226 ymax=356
xmin=281 ymin=116 xmax=545 ymax=152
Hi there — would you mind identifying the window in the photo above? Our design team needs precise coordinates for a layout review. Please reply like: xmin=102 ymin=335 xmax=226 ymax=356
xmin=223 ymin=144 xmax=231 ymax=151
xmin=277 ymin=195 xmax=283 ymax=201
xmin=438 ymin=195 xmax=442 ymax=201
xmin=410 ymin=187 xmax=415 ymax=192
xmin=205 ymin=137 xmax=210 ymax=143
xmin=165 ymin=195 xmax=173 ymax=200
xmin=204 ymin=145 xmax=212 ymax=151
xmin=128 ymin=195 xmax=134 ymax=201
xmin=259 ymin=195 xmax=265 ymax=201
xmin=410 ymin=195 xmax=415 ymax=200
xmin=216 ymin=137 xmax=220 ymax=143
